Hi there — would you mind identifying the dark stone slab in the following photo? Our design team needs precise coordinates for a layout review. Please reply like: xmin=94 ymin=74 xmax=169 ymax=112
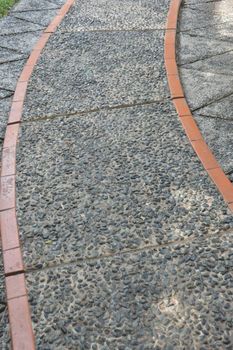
xmin=26 ymin=232 xmax=233 ymax=349
xmin=17 ymin=102 xmax=233 ymax=268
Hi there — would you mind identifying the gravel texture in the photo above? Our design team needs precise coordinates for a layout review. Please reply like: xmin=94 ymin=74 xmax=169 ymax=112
xmin=26 ymin=232 xmax=233 ymax=349
xmin=17 ymin=102 xmax=233 ymax=268
xmin=57 ymin=0 xmax=170 ymax=32
xmin=23 ymin=30 xmax=169 ymax=119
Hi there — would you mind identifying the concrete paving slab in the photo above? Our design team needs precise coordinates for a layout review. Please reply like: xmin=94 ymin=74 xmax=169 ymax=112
xmin=194 ymin=114 xmax=233 ymax=173
xmin=11 ymin=0 xmax=59 ymax=12
xmin=23 ymin=31 xmax=169 ymax=119
xmin=183 ymin=50 xmax=233 ymax=75
xmin=178 ymin=6 xmax=233 ymax=32
xmin=0 ymin=89 xmax=13 ymax=99
xmin=58 ymin=0 xmax=170 ymax=32
xmin=183 ymin=22 xmax=233 ymax=43
xmin=0 ymin=252 xmax=10 ymax=350
xmin=17 ymin=102 xmax=233 ymax=268
xmin=184 ymin=0 xmax=233 ymax=15
xmin=12 ymin=9 xmax=59 ymax=27
xmin=177 ymin=33 xmax=233 ymax=65
xmin=198 ymin=94 xmax=233 ymax=120
xmin=179 ymin=67 xmax=233 ymax=111
xmin=0 ymin=31 xmax=42 ymax=54
xmin=0 ymin=60 xmax=26 ymax=91
xmin=26 ymin=232 xmax=233 ymax=349
xmin=0 ymin=16 xmax=42 ymax=35
xmin=0 ymin=47 xmax=26 ymax=64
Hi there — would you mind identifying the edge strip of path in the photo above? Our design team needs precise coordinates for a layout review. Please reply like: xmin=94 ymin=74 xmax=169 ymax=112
xmin=0 ymin=1 xmax=75 ymax=348
xmin=165 ymin=0 xmax=233 ymax=213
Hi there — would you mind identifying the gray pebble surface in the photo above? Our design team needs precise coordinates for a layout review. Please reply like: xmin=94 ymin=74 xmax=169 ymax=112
xmin=17 ymin=102 xmax=233 ymax=268
xmin=23 ymin=30 xmax=169 ymax=119
xmin=57 ymin=0 xmax=170 ymax=32
xmin=26 ymin=232 xmax=233 ymax=349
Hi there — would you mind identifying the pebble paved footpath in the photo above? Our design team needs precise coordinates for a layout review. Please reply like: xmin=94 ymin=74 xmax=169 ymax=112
xmin=1 ymin=0 xmax=233 ymax=349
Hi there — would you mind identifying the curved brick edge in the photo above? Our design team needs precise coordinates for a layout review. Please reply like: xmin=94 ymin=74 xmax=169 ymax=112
xmin=165 ymin=0 xmax=233 ymax=212
xmin=0 ymin=0 xmax=75 ymax=349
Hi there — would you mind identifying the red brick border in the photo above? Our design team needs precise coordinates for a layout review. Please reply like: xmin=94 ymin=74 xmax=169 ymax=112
xmin=0 ymin=1 xmax=75 ymax=348
xmin=165 ymin=0 xmax=233 ymax=213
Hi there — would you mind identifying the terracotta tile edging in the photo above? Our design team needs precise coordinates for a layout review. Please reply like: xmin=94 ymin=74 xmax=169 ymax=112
xmin=0 ymin=1 xmax=75 ymax=349
xmin=164 ymin=0 xmax=233 ymax=213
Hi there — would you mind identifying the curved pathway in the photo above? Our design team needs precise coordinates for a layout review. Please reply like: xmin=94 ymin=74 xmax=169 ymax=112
xmin=1 ymin=0 xmax=233 ymax=348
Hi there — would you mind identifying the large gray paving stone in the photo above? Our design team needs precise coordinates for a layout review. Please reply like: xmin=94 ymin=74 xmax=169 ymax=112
xmin=184 ymin=0 xmax=233 ymax=14
xmin=0 ymin=47 xmax=26 ymax=64
xmin=179 ymin=67 xmax=233 ymax=111
xmin=58 ymin=0 xmax=170 ymax=32
xmin=12 ymin=9 xmax=59 ymax=27
xmin=0 ymin=251 xmax=10 ymax=350
xmin=11 ymin=0 xmax=60 ymax=12
xmin=183 ymin=50 xmax=233 ymax=75
xmin=23 ymin=31 xmax=169 ymax=119
xmin=0 ymin=59 xmax=26 ymax=91
xmin=183 ymin=22 xmax=233 ymax=44
xmin=17 ymin=102 xmax=233 ymax=268
xmin=194 ymin=114 xmax=233 ymax=173
xmin=178 ymin=6 xmax=233 ymax=32
xmin=0 ymin=31 xmax=42 ymax=54
xmin=0 ymin=89 xmax=13 ymax=99
xmin=198 ymin=94 xmax=233 ymax=120
xmin=26 ymin=232 xmax=233 ymax=349
xmin=0 ymin=97 xmax=12 ymax=140
xmin=177 ymin=33 xmax=233 ymax=65
xmin=0 ymin=16 xmax=42 ymax=35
